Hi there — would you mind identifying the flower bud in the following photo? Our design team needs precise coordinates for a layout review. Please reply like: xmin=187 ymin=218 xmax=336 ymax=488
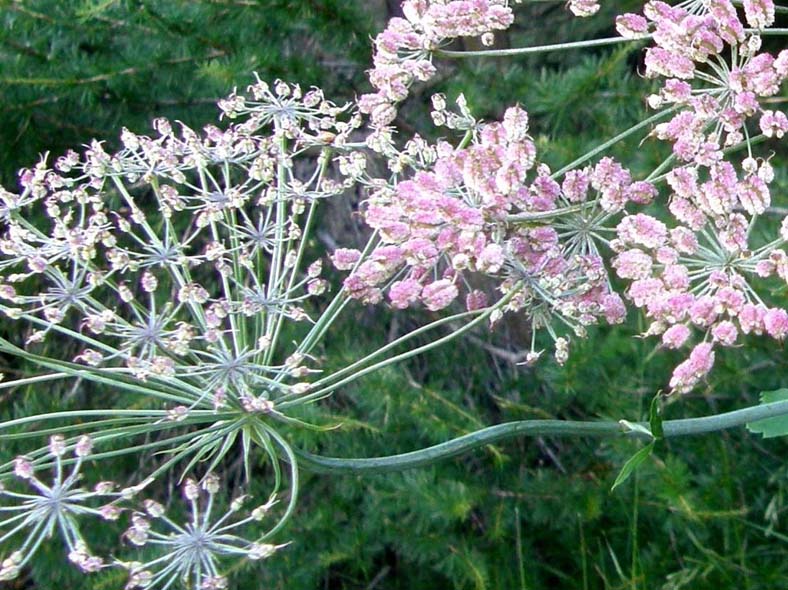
xmin=202 ymin=473 xmax=220 ymax=495
xmin=13 ymin=457 xmax=33 ymax=479
xmin=248 ymin=543 xmax=278 ymax=560
xmin=100 ymin=504 xmax=122 ymax=521
xmin=144 ymin=500 xmax=165 ymax=518
xmin=184 ymin=479 xmax=200 ymax=501
xmin=74 ymin=435 xmax=93 ymax=457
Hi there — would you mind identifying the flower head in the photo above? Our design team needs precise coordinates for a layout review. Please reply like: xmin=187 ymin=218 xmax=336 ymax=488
xmin=0 ymin=436 xmax=119 ymax=581
xmin=119 ymin=477 xmax=286 ymax=590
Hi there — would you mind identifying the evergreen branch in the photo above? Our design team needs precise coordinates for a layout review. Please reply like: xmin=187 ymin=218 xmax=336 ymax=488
xmin=0 ymin=36 xmax=48 ymax=60
xmin=201 ymin=0 xmax=259 ymax=5
xmin=0 ymin=94 xmax=70 ymax=113
xmin=295 ymin=399 xmax=788 ymax=474
xmin=0 ymin=50 xmax=226 ymax=87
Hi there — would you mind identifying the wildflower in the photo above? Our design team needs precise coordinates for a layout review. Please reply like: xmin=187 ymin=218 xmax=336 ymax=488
xmin=359 ymin=0 xmax=515 ymax=132
xmin=0 ymin=78 xmax=361 ymax=412
xmin=0 ymin=79 xmax=358 ymax=583
xmin=620 ymin=0 xmax=788 ymax=167
xmin=0 ymin=436 xmax=118 ymax=580
xmin=119 ymin=477 xmax=287 ymax=590
xmin=613 ymin=162 xmax=788 ymax=392
xmin=337 ymin=103 xmax=635 ymax=362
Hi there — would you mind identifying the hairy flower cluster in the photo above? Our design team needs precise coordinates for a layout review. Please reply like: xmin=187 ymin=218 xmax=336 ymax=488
xmin=359 ymin=0 xmax=515 ymax=127
xmin=335 ymin=106 xmax=641 ymax=362
xmin=617 ymin=0 xmax=788 ymax=166
xmin=119 ymin=476 xmax=285 ymax=590
xmin=0 ymin=435 xmax=124 ymax=581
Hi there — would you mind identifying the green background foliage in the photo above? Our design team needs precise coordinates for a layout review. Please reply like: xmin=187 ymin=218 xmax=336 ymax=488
xmin=1 ymin=1 xmax=787 ymax=589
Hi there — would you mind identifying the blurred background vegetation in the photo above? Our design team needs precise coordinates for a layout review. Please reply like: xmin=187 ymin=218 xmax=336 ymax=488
xmin=1 ymin=0 xmax=787 ymax=589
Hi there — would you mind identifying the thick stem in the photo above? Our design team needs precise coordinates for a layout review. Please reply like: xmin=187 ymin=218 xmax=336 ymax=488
xmin=295 ymin=398 xmax=788 ymax=474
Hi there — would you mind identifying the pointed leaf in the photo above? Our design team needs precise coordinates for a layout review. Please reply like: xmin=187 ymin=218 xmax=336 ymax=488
xmin=611 ymin=441 xmax=655 ymax=492
xmin=649 ymin=392 xmax=664 ymax=439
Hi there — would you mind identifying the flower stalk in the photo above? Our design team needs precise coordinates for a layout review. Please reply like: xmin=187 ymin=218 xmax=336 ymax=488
xmin=296 ymin=398 xmax=788 ymax=475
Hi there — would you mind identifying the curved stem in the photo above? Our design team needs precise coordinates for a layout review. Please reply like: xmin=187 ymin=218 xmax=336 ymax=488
xmin=259 ymin=424 xmax=299 ymax=541
xmin=295 ymin=398 xmax=788 ymax=474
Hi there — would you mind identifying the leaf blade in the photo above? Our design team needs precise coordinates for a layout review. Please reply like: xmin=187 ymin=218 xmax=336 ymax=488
xmin=610 ymin=441 xmax=655 ymax=492
xmin=746 ymin=389 xmax=788 ymax=438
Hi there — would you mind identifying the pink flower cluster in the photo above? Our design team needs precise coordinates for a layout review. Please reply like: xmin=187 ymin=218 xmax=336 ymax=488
xmin=359 ymin=0 xmax=514 ymax=127
xmin=336 ymin=106 xmax=532 ymax=310
xmin=335 ymin=106 xmax=633 ymax=361
xmin=617 ymin=1 xmax=788 ymax=167
xmin=612 ymin=202 xmax=788 ymax=393
xmin=607 ymin=0 xmax=788 ymax=392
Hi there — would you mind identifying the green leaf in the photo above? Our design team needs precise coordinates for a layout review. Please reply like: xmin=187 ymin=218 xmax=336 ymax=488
xmin=649 ymin=392 xmax=664 ymax=440
xmin=746 ymin=389 xmax=788 ymax=438
xmin=610 ymin=441 xmax=655 ymax=492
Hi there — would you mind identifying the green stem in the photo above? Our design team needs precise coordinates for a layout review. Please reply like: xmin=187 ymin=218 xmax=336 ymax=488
xmin=259 ymin=424 xmax=299 ymax=541
xmin=295 ymin=399 xmax=788 ymax=474
xmin=435 ymin=35 xmax=651 ymax=59
xmin=436 ymin=29 xmax=788 ymax=61
xmin=296 ymin=307 xmax=485 ymax=393
xmin=457 ymin=129 xmax=474 ymax=150
xmin=263 ymin=131 xmax=290 ymax=366
xmin=551 ymin=105 xmax=680 ymax=180
xmin=278 ymin=286 xmax=519 ymax=409
xmin=507 ymin=202 xmax=594 ymax=223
